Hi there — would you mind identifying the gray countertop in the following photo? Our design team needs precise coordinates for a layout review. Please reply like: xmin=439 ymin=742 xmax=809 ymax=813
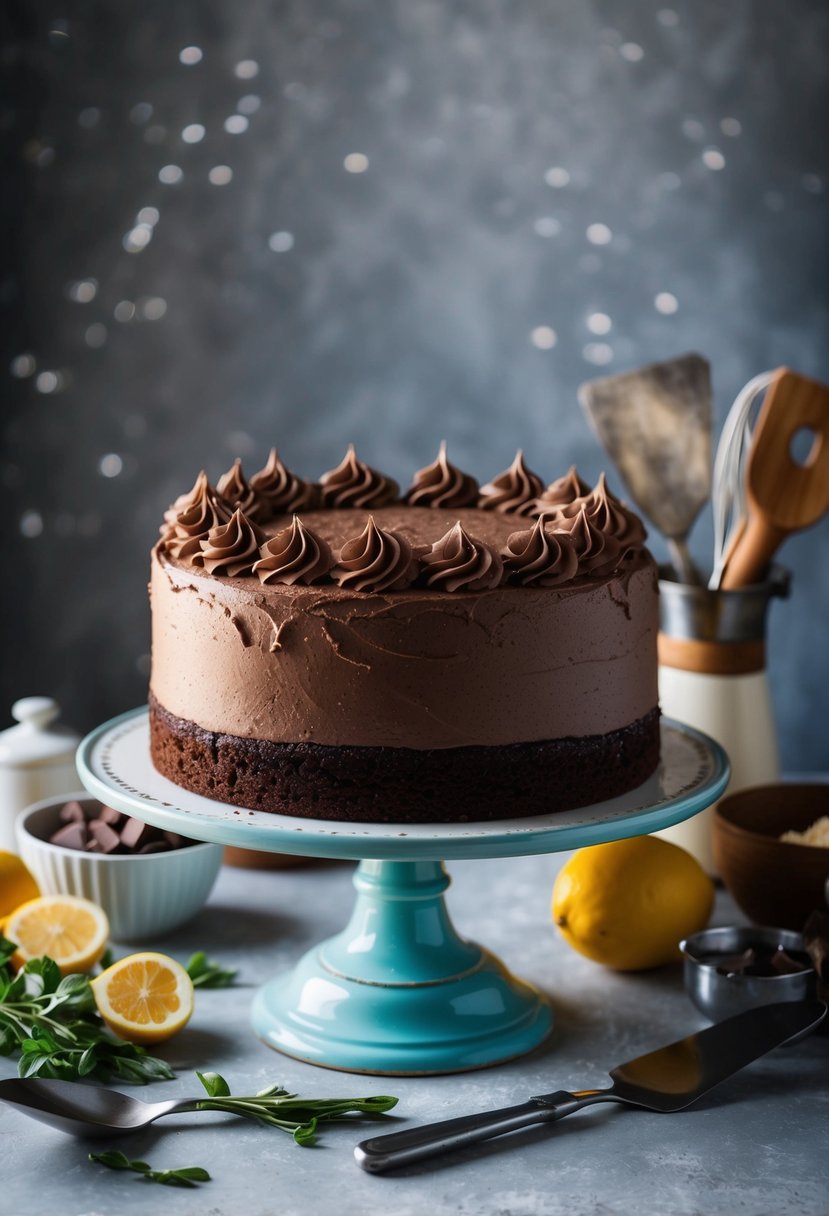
xmin=2 ymin=851 xmax=827 ymax=1216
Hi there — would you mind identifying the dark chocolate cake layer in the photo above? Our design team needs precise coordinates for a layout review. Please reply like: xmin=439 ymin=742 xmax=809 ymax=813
xmin=149 ymin=695 xmax=660 ymax=824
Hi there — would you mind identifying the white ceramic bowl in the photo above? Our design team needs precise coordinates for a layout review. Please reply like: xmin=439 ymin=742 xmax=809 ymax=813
xmin=15 ymin=792 xmax=223 ymax=943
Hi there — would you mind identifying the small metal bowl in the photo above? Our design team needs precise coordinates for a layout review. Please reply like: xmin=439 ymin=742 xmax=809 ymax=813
xmin=680 ymin=925 xmax=816 ymax=1021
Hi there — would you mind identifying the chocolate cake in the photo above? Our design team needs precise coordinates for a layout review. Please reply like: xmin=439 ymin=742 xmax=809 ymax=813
xmin=149 ymin=446 xmax=660 ymax=822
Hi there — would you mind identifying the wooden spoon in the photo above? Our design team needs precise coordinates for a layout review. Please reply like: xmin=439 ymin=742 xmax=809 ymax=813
xmin=720 ymin=368 xmax=829 ymax=589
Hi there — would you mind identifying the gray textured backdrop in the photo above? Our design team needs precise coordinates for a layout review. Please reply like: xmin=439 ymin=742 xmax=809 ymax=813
xmin=2 ymin=1 xmax=828 ymax=770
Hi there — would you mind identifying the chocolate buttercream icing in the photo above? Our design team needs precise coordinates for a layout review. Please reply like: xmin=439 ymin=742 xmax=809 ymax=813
xmin=249 ymin=448 xmax=317 ymax=514
xmin=479 ymin=450 xmax=544 ymax=514
xmin=164 ymin=473 xmax=233 ymax=559
xmin=577 ymin=473 xmax=647 ymax=549
xmin=162 ymin=469 xmax=213 ymax=534
xmin=254 ymin=515 xmax=333 ymax=585
xmin=503 ymin=517 xmax=579 ymax=586
xmin=331 ymin=516 xmax=418 ymax=592
xmin=216 ymin=458 xmax=271 ymax=522
xmin=529 ymin=466 xmax=592 ymax=518
xmin=196 ymin=508 xmax=267 ymax=576
xmin=420 ymin=521 xmax=504 ymax=591
xmin=319 ymin=446 xmax=399 ymax=509
xmin=559 ymin=505 xmax=624 ymax=576
xmin=406 ymin=442 xmax=479 ymax=508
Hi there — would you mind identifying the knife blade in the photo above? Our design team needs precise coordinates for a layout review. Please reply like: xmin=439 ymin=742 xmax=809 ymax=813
xmin=354 ymin=999 xmax=826 ymax=1173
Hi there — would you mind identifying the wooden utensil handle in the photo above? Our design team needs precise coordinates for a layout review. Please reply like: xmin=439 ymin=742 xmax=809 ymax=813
xmin=719 ymin=516 xmax=788 ymax=590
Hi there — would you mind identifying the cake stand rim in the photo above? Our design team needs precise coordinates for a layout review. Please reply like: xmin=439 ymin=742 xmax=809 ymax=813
xmin=75 ymin=708 xmax=730 ymax=861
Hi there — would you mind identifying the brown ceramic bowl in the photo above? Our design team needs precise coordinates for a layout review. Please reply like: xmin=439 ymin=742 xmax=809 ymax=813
xmin=713 ymin=784 xmax=829 ymax=931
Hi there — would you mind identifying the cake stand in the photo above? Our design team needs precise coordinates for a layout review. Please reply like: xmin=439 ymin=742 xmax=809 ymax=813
xmin=77 ymin=709 xmax=729 ymax=1076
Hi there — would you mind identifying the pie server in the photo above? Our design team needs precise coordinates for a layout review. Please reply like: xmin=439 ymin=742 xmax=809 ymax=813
xmin=354 ymin=998 xmax=826 ymax=1173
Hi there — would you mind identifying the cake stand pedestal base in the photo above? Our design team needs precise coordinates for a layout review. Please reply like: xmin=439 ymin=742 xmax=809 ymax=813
xmin=251 ymin=859 xmax=553 ymax=1075
xmin=77 ymin=710 xmax=729 ymax=1076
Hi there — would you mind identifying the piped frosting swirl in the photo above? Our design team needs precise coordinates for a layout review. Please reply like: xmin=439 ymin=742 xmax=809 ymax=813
xmin=249 ymin=449 xmax=317 ymax=514
xmin=479 ymin=451 xmax=544 ymax=514
xmin=529 ymin=466 xmax=591 ymax=517
xmin=502 ymin=518 xmax=579 ymax=586
xmin=576 ymin=473 xmax=647 ymax=549
xmin=559 ymin=505 xmax=623 ymax=575
xmin=216 ymin=459 xmax=270 ymax=522
xmin=319 ymin=446 xmax=399 ymax=509
xmin=196 ymin=508 xmax=268 ymax=577
xmin=420 ymin=522 xmax=503 ymax=591
xmin=331 ymin=517 xmax=418 ymax=592
xmin=254 ymin=516 xmax=333 ymax=585
xmin=406 ymin=442 xmax=479 ymax=508
xmin=164 ymin=472 xmax=233 ymax=559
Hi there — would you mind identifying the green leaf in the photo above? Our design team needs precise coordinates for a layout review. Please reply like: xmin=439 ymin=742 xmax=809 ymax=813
xmin=90 ymin=1150 xmax=135 ymax=1171
xmin=90 ymin=1153 xmax=210 ymax=1188
xmin=24 ymin=956 xmax=62 ymax=994
xmin=293 ymin=1119 xmax=318 ymax=1146
xmin=186 ymin=952 xmax=237 ymax=988
xmin=168 ymin=1167 xmax=211 ymax=1182
xmin=197 ymin=1070 xmax=231 ymax=1098
xmin=0 ymin=936 xmax=17 ymax=967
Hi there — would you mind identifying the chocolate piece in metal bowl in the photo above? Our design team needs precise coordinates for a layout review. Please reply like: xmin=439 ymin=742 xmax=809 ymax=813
xmin=15 ymin=792 xmax=222 ymax=942
xmin=680 ymin=925 xmax=817 ymax=1027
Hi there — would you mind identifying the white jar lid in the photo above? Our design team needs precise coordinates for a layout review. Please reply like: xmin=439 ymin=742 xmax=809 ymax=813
xmin=0 ymin=697 xmax=81 ymax=768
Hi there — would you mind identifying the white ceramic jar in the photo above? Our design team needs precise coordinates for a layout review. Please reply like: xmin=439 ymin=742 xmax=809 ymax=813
xmin=654 ymin=567 xmax=788 ymax=874
xmin=0 ymin=697 xmax=81 ymax=853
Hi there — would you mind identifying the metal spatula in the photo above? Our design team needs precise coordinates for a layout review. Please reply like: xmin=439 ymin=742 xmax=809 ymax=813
xmin=355 ymin=999 xmax=825 ymax=1173
xmin=578 ymin=353 xmax=712 ymax=584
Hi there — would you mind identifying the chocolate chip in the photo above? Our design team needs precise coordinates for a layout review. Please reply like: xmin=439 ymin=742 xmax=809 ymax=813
xmin=48 ymin=802 xmax=192 ymax=856
xmin=88 ymin=820 xmax=122 ymax=854
xmin=50 ymin=821 xmax=89 ymax=851
xmin=97 ymin=804 xmax=124 ymax=827
xmin=59 ymin=800 xmax=86 ymax=823
xmin=119 ymin=817 xmax=160 ymax=850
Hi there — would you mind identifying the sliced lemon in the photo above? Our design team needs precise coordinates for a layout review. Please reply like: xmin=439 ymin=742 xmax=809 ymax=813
xmin=6 ymin=894 xmax=109 ymax=975
xmin=0 ymin=850 xmax=40 ymax=924
xmin=91 ymin=952 xmax=194 ymax=1044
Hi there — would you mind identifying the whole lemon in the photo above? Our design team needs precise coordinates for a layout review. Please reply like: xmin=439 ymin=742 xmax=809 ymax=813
xmin=0 ymin=850 xmax=40 ymax=926
xmin=552 ymin=835 xmax=714 ymax=970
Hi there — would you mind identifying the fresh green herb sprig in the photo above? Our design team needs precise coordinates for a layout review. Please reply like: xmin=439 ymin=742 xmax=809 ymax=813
xmin=185 ymin=952 xmax=238 ymax=988
xmin=195 ymin=1071 xmax=397 ymax=1146
xmin=0 ymin=936 xmax=174 ymax=1084
xmin=90 ymin=1151 xmax=210 ymax=1188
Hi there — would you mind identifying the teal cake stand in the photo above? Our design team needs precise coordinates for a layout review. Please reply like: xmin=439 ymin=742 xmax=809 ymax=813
xmin=77 ymin=711 xmax=729 ymax=1076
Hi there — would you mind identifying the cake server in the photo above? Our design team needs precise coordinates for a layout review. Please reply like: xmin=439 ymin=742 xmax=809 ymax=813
xmin=578 ymin=352 xmax=712 ymax=585
xmin=354 ymin=998 xmax=825 ymax=1173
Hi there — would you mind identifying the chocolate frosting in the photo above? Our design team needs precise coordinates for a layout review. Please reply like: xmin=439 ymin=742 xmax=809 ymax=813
xmin=196 ymin=508 xmax=268 ymax=576
xmin=559 ymin=505 xmax=624 ymax=575
xmin=503 ymin=518 xmax=579 ymax=586
xmin=577 ymin=473 xmax=647 ymax=549
xmin=162 ymin=469 xmax=212 ymax=533
xmin=249 ymin=448 xmax=317 ymax=514
xmin=420 ymin=521 xmax=504 ymax=591
xmin=254 ymin=516 xmax=334 ymax=585
xmin=319 ymin=446 xmax=399 ymax=508
xmin=216 ymin=458 xmax=271 ymax=522
xmin=164 ymin=473 xmax=233 ymax=559
xmin=332 ymin=516 xmax=418 ymax=592
xmin=529 ymin=466 xmax=591 ymax=517
xmin=406 ymin=442 xmax=479 ymax=508
xmin=479 ymin=450 xmax=544 ymax=514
